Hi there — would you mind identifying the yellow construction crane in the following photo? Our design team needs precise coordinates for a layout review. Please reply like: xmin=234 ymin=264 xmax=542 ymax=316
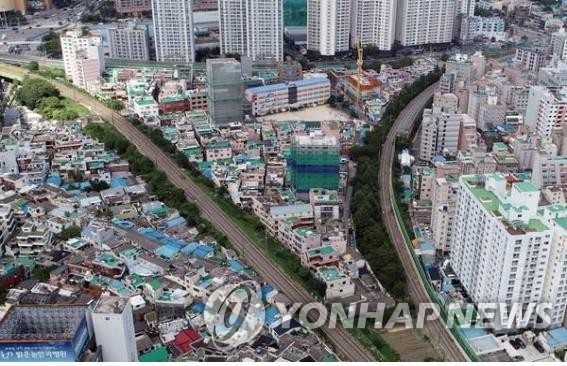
xmin=356 ymin=37 xmax=364 ymax=108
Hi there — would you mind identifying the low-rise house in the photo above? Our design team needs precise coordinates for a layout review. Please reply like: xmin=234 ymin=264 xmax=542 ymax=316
xmin=317 ymin=266 xmax=355 ymax=299
xmin=204 ymin=141 xmax=232 ymax=161
xmin=277 ymin=218 xmax=321 ymax=254
xmin=15 ymin=222 xmax=53 ymax=255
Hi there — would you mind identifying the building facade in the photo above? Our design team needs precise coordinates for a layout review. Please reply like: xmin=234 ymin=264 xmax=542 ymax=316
xmin=307 ymin=0 xmax=351 ymax=56
xmin=450 ymin=174 xmax=555 ymax=329
xmin=90 ymin=297 xmax=137 ymax=362
xmin=60 ymin=29 xmax=104 ymax=91
xmin=114 ymin=0 xmax=151 ymax=14
xmin=108 ymin=22 xmax=150 ymax=61
xmin=287 ymin=133 xmax=340 ymax=192
xmin=152 ymin=0 xmax=195 ymax=64
xmin=245 ymin=77 xmax=330 ymax=116
xmin=350 ymin=0 xmax=396 ymax=51
xmin=206 ymin=58 xmax=243 ymax=126
xmin=525 ymin=86 xmax=567 ymax=139
xmin=419 ymin=93 xmax=462 ymax=162
xmin=218 ymin=0 xmax=283 ymax=62
xmin=395 ymin=0 xmax=457 ymax=47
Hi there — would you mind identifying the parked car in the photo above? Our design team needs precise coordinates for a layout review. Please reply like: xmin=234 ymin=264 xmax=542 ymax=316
xmin=516 ymin=338 xmax=526 ymax=349
xmin=534 ymin=341 xmax=545 ymax=353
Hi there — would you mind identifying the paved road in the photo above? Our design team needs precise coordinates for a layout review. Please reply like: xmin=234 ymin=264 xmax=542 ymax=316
xmin=0 ymin=54 xmax=64 ymax=69
xmin=0 ymin=63 xmax=374 ymax=362
xmin=378 ymin=81 xmax=469 ymax=361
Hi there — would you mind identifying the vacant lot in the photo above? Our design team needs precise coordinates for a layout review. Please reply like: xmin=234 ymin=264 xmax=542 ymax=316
xmin=379 ymin=327 xmax=441 ymax=362
xmin=258 ymin=105 xmax=352 ymax=123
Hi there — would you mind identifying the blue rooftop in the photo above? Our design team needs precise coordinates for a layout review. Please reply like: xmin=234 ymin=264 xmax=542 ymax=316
xmin=229 ymin=259 xmax=244 ymax=273
xmin=192 ymin=302 xmax=205 ymax=314
xmin=181 ymin=242 xmax=214 ymax=258
xmin=113 ymin=220 xmax=134 ymax=229
xmin=264 ymin=305 xmax=280 ymax=325
xmin=111 ymin=177 xmax=128 ymax=188
xmin=247 ymin=77 xmax=329 ymax=95
xmin=261 ymin=285 xmax=275 ymax=302
xmin=138 ymin=228 xmax=188 ymax=249
xmin=155 ymin=245 xmax=180 ymax=259
xmin=46 ymin=176 xmax=62 ymax=187
xmin=461 ymin=327 xmax=487 ymax=340
xmin=548 ymin=327 xmax=567 ymax=346
xmin=270 ymin=203 xmax=312 ymax=216
xmin=163 ymin=216 xmax=186 ymax=229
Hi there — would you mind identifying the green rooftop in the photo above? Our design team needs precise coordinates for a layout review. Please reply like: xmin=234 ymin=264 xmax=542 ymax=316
xmin=527 ymin=219 xmax=548 ymax=232
xmin=139 ymin=347 xmax=169 ymax=362
xmin=295 ymin=227 xmax=319 ymax=238
xmin=307 ymin=245 xmax=336 ymax=256
xmin=555 ymin=217 xmax=567 ymax=231
xmin=319 ymin=266 xmax=346 ymax=282
xmin=135 ymin=97 xmax=157 ymax=106
xmin=516 ymin=181 xmax=538 ymax=193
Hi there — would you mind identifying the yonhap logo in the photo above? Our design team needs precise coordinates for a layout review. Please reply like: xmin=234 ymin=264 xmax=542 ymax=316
xmin=204 ymin=281 xmax=265 ymax=351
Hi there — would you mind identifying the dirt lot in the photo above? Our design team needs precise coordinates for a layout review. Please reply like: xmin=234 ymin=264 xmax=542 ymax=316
xmin=379 ymin=327 xmax=441 ymax=362
xmin=258 ymin=105 xmax=352 ymax=122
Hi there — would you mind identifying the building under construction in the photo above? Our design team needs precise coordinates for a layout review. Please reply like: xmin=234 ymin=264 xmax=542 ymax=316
xmin=206 ymin=58 xmax=243 ymax=127
xmin=287 ymin=133 xmax=340 ymax=193
xmin=0 ymin=304 xmax=91 ymax=362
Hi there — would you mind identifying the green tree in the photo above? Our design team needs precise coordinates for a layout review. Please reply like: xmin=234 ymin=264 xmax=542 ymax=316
xmin=37 ymin=31 xmax=62 ymax=59
xmin=0 ymin=286 xmax=6 ymax=306
xmin=25 ymin=61 xmax=39 ymax=71
xmin=88 ymin=180 xmax=110 ymax=192
xmin=15 ymin=77 xmax=60 ymax=110
xmin=32 ymin=266 xmax=53 ymax=282
xmin=105 ymin=99 xmax=125 ymax=111
xmin=59 ymin=225 xmax=81 ymax=240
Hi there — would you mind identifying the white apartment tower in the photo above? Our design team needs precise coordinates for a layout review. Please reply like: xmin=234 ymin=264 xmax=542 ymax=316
xmin=151 ymin=0 xmax=195 ymax=64
xmin=218 ymin=0 xmax=283 ymax=62
xmin=90 ymin=297 xmax=137 ymax=362
xmin=551 ymin=28 xmax=567 ymax=61
xmin=350 ymin=0 xmax=396 ymax=51
xmin=543 ymin=215 xmax=567 ymax=327
xmin=395 ymin=0 xmax=457 ymax=47
xmin=450 ymin=174 xmax=554 ymax=329
xmin=431 ymin=176 xmax=459 ymax=252
xmin=60 ymin=29 xmax=104 ymax=91
xmin=525 ymin=86 xmax=567 ymax=139
xmin=108 ymin=21 xmax=150 ymax=61
xmin=419 ymin=93 xmax=462 ymax=162
xmin=307 ymin=0 xmax=351 ymax=56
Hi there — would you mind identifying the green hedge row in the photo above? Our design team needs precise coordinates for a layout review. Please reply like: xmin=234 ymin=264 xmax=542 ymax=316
xmin=349 ymin=67 xmax=443 ymax=300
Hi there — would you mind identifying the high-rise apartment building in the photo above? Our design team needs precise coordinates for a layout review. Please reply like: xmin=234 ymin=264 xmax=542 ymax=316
xmin=307 ymin=0 xmax=351 ymax=56
xmin=90 ymin=297 xmax=137 ymax=362
xmin=395 ymin=0 xmax=457 ymax=47
xmin=152 ymin=0 xmax=195 ymax=64
xmin=551 ymin=28 xmax=567 ymax=61
xmin=431 ymin=175 xmax=459 ymax=252
xmin=206 ymin=58 xmax=243 ymax=126
xmin=218 ymin=0 xmax=283 ymax=62
xmin=450 ymin=174 xmax=555 ymax=329
xmin=114 ymin=0 xmax=151 ymax=14
xmin=60 ymin=29 xmax=104 ymax=91
xmin=525 ymin=86 xmax=567 ymax=139
xmin=350 ymin=0 xmax=396 ymax=51
xmin=108 ymin=21 xmax=150 ymax=61
xmin=419 ymin=93 xmax=462 ymax=162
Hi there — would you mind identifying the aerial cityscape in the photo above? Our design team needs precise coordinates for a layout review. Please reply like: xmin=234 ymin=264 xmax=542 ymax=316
xmin=0 ymin=0 xmax=566 ymax=363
